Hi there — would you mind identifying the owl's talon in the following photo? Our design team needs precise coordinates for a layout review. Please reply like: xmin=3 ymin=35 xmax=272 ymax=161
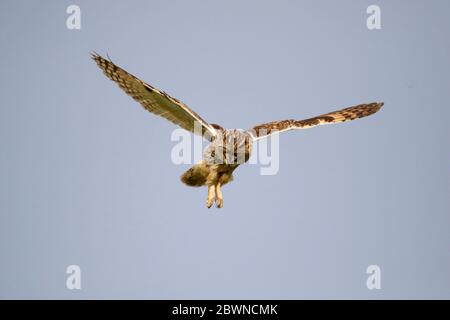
xmin=215 ymin=183 xmax=224 ymax=208
xmin=206 ymin=185 xmax=215 ymax=208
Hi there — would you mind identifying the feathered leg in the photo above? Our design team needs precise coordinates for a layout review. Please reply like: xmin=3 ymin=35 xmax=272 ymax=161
xmin=215 ymin=183 xmax=223 ymax=208
xmin=206 ymin=185 xmax=216 ymax=208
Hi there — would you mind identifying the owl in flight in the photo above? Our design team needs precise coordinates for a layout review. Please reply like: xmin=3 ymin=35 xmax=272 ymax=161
xmin=92 ymin=53 xmax=383 ymax=208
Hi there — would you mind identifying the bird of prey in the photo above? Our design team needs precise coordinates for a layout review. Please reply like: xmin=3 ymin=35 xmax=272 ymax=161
xmin=91 ymin=53 xmax=383 ymax=208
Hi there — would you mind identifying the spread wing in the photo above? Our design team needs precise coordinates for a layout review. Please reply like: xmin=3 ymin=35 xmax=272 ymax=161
xmin=91 ymin=52 xmax=217 ymax=140
xmin=248 ymin=102 xmax=384 ymax=140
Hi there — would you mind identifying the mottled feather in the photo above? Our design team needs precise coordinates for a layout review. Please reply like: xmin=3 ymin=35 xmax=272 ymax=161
xmin=250 ymin=102 xmax=383 ymax=139
xmin=91 ymin=52 xmax=217 ymax=140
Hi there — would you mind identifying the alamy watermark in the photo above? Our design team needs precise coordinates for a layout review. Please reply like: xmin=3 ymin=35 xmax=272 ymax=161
xmin=170 ymin=121 xmax=280 ymax=175
xmin=66 ymin=265 xmax=81 ymax=290
xmin=366 ymin=5 xmax=381 ymax=30
xmin=66 ymin=5 xmax=81 ymax=30
xmin=366 ymin=265 xmax=381 ymax=290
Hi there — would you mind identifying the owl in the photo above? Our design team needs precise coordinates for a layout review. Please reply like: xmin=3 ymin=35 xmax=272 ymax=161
xmin=92 ymin=53 xmax=383 ymax=208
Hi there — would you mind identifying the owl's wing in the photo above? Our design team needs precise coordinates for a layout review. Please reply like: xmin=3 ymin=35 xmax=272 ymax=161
xmin=91 ymin=53 xmax=217 ymax=140
xmin=248 ymin=102 xmax=383 ymax=140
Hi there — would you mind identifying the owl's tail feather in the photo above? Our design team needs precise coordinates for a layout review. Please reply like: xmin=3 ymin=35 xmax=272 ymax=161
xmin=180 ymin=162 xmax=210 ymax=187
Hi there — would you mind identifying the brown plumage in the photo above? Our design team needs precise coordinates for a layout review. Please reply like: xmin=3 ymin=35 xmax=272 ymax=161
xmin=251 ymin=102 xmax=383 ymax=138
xmin=91 ymin=52 xmax=217 ymax=140
xmin=92 ymin=53 xmax=384 ymax=208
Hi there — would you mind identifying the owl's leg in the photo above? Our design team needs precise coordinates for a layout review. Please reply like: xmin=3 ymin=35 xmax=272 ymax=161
xmin=206 ymin=185 xmax=216 ymax=208
xmin=215 ymin=183 xmax=223 ymax=208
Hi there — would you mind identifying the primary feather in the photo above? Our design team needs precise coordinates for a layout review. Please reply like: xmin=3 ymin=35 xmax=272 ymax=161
xmin=91 ymin=52 xmax=217 ymax=140
xmin=250 ymin=102 xmax=383 ymax=139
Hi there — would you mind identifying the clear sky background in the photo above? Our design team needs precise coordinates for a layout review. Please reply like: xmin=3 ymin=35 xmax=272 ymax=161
xmin=0 ymin=0 xmax=449 ymax=299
